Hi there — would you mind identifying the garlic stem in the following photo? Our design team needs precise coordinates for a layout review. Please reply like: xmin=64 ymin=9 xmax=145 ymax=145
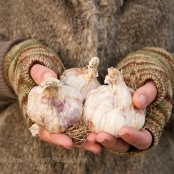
xmin=40 ymin=77 xmax=62 ymax=90
xmin=104 ymin=67 xmax=124 ymax=85
xmin=87 ymin=57 xmax=99 ymax=78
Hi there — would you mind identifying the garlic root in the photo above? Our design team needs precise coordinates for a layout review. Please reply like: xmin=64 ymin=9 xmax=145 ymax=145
xmin=64 ymin=119 xmax=90 ymax=143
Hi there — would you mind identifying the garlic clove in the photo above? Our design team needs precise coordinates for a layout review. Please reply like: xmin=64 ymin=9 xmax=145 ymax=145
xmin=27 ymin=77 xmax=83 ymax=135
xmin=83 ymin=67 xmax=146 ymax=137
xmin=60 ymin=57 xmax=101 ymax=100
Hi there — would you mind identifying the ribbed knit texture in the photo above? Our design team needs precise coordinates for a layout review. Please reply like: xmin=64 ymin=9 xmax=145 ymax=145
xmin=108 ymin=47 xmax=174 ymax=155
xmin=3 ymin=39 xmax=65 ymax=127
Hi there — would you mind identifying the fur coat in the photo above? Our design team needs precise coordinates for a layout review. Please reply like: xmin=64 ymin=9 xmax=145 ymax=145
xmin=0 ymin=0 xmax=174 ymax=173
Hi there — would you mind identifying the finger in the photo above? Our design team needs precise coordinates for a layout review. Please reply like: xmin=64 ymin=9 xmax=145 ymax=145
xmin=74 ymin=133 xmax=102 ymax=154
xmin=96 ymin=132 xmax=130 ymax=152
xmin=87 ymin=132 xmax=97 ymax=144
xmin=38 ymin=128 xmax=73 ymax=149
xmin=74 ymin=141 xmax=102 ymax=154
xmin=30 ymin=64 xmax=57 ymax=84
xmin=133 ymin=80 xmax=157 ymax=108
xmin=118 ymin=127 xmax=152 ymax=150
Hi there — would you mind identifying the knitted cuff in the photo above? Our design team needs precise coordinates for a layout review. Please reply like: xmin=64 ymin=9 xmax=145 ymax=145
xmin=109 ymin=47 xmax=174 ymax=156
xmin=4 ymin=39 xmax=65 ymax=127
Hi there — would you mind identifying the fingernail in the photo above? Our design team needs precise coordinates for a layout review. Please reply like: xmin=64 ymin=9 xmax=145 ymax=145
xmin=138 ymin=94 xmax=146 ymax=108
xmin=119 ymin=133 xmax=130 ymax=139
xmin=43 ymin=72 xmax=54 ymax=80
xmin=97 ymin=139 xmax=108 ymax=144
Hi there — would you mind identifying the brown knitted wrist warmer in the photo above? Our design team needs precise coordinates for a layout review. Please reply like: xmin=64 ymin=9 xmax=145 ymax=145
xmin=4 ymin=39 xmax=65 ymax=127
xmin=108 ymin=47 xmax=174 ymax=156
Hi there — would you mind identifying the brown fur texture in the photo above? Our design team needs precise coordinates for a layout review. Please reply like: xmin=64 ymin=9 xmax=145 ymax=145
xmin=1 ymin=0 xmax=174 ymax=80
xmin=0 ymin=0 xmax=174 ymax=173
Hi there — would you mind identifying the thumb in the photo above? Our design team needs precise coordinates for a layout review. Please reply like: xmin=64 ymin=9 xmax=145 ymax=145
xmin=30 ymin=64 xmax=57 ymax=85
xmin=133 ymin=80 xmax=157 ymax=108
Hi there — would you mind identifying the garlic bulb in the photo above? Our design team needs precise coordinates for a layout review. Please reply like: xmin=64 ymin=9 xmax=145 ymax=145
xmin=60 ymin=57 xmax=101 ymax=100
xmin=27 ymin=77 xmax=83 ymax=136
xmin=83 ymin=67 xmax=146 ymax=137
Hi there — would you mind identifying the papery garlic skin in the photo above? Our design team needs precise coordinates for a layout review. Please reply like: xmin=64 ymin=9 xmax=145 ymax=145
xmin=29 ymin=124 xmax=39 ymax=137
xmin=83 ymin=67 xmax=146 ymax=138
xmin=60 ymin=57 xmax=101 ymax=100
xmin=27 ymin=77 xmax=83 ymax=136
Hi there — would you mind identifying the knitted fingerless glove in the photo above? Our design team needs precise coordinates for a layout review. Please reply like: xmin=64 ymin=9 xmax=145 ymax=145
xmin=4 ymin=39 xmax=65 ymax=127
xmin=109 ymin=47 xmax=174 ymax=156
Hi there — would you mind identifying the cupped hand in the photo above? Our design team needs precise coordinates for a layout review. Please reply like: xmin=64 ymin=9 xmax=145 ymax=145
xmin=30 ymin=65 xmax=157 ymax=153
xmin=79 ymin=80 xmax=157 ymax=154
xmin=30 ymin=64 xmax=73 ymax=149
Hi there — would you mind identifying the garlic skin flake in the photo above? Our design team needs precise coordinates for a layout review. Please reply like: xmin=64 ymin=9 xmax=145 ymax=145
xmin=29 ymin=124 xmax=39 ymax=137
xmin=27 ymin=77 xmax=83 ymax=136
xmin=60 ymin=57 xmax=101 ymax=100
xmin=83 ymin=67 xmax=146 ymax=138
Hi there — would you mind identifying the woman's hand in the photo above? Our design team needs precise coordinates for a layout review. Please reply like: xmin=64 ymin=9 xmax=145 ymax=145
xmin=30 ymin=64 xmax=73 ymax=149
xmin=82 ymin=81 xmax=157 ymax=153
xmin=30 ymin=64 xmax=157 ymax=153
